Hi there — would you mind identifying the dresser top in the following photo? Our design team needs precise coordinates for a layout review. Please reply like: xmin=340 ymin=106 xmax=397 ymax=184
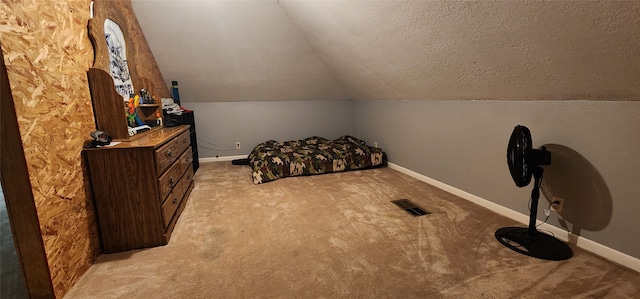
xmin=86 ymin=125 xmax=190 ymax=150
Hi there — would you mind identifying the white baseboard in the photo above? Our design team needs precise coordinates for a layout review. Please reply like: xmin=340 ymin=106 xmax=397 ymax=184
xmin=199 ymin=155 xmax=247 ymax=163
xmin=387 ymin=162 xmax=640 ymax=273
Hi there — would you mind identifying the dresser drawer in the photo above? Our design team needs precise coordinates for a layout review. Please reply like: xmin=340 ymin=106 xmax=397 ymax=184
xmin=162 ymin=164 xmax=193 ymax=230
xmin=158 ymin=159 xmax=183 ymax=203
xmin=161 ymin=189 xmax=183 ymax=228
xmin=179 ymin=164 xmax=194 ymax=198
xmin=156 ymin=139 xmax=180 ymax=175
xmin=175 ymin=129 xmax=191 ymax=158
xmin=155 ymin=129 xmax=191 ymax=174
xmin=179 ymin=147 xmax=193 ymax=174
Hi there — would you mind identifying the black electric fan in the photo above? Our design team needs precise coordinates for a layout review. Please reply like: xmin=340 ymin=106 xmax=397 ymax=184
xmin=495 ymin=125 xmax=573 ymax=261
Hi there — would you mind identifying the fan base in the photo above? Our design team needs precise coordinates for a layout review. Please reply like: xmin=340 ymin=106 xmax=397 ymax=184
xmin=495 ymin=227 xmax=573 ymax=261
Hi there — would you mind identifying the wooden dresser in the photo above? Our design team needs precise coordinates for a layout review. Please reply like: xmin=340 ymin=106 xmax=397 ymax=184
xmin=84 ymin=126 xmax=194 ymax=253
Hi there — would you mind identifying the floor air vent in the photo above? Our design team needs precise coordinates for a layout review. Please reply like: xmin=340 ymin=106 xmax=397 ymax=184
xmin=391 ymin=199 xmax=430 ymax=217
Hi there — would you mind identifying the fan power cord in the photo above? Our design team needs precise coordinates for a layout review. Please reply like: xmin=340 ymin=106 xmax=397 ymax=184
xmin=196 ymin=138 xmax=238 ymax=152
xmin=197 ymin=138 xmax=236 ymax=148
xmin=538 ymin=200 xmax=561 ymax=227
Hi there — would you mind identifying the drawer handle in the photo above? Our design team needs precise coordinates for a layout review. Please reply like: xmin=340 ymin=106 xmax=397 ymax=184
xmin=172 ymin=198 xmax=178 ymax=205
xmin=187 ymin=175 xmax=192 ymax=180
xmin=167 ymin=149 xmax=173 ymax=157
xmin=183 ymin=138 xmax=188 ymax=143
xmin=185 ymin=158 xmax=192 ymax=163
xmin=169 ymin=177 xmax=175 ymax=187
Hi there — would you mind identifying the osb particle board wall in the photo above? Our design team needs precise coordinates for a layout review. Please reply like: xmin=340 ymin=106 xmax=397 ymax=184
xmin=0 ymin=0 xmax=99 ymax=297
xmin=0 ymin=0 xmax=169 ymax=297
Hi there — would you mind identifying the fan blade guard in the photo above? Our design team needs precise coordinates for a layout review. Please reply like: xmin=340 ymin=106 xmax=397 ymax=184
xmin=507 ymin=125 xmax=532 ymax=187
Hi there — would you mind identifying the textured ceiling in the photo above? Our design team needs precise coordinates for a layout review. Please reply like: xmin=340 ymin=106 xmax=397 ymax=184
xmin=132 ymin=0 xmax=640 ymax=102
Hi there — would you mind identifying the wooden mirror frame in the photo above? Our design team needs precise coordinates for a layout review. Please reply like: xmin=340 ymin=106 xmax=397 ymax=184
xmin=87 ymin=1 xmax=141 ymax=140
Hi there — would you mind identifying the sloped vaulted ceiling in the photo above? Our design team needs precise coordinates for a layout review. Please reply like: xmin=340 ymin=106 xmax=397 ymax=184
xmin=132 ymin=0 xmax=640 ymax=102
xmin=131 ymin=0 xmax=347 ymax=102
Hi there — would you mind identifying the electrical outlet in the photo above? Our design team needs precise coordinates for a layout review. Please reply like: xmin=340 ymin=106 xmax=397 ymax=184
xmin=235 ymin=142 xmax=241 ymax=150
xmin=551 ymin=197 xmax=565 ymax=214
xmin=374 ymin=142 xmax=378 ymax=148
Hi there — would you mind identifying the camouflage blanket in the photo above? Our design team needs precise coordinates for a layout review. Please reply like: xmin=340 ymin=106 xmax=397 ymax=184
xmin=249 ymin=136 xmax=386 ymax=184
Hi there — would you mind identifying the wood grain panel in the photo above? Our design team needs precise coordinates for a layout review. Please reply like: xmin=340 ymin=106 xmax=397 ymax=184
xmin=90 ymin=0 xmax=171 ymax=99
xmin=84 ymin=126 xmax=191 ymax=253
xmin=158 ymin=159 xmax=184 ymax=203
xmin=179 ymin=164 xmax=195 ymax=200
xmin=161 ymin=191 xmax=182 ymax=228
xmin=164 ymin=180 xmax=193 ymax=241
xmin=87 ymin=68 xmax=130 ymax=139
xmin=112 ymin=0 xmax=172 ymax=98
xmin=179 ymin=146 xmax=193 ymax=174
xmin=155 ymin=136 xmax=180 ymax=174
xmin=1 ymin=44 xmax=55 ymax=299
xmin=0 ymin=1 xmax=101 ymax=297
xmin=88 ymin=0 xmax=172 ymax=143
xmin=88 ymin=0 xmax=141 ymax=91
xmin=86 ymin=147 xmax=164 ymax=253
xmin=175 ymin=130 xmax=191 ymax=157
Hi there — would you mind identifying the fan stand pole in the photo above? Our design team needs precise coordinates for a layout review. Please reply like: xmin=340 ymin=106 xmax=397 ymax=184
xmin=527 ymin=167 xmax=543 ymax=235
xmin=495 ymin=166 xmax=573 ymax=261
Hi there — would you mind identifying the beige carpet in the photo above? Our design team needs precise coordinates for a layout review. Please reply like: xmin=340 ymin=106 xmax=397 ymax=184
xmin=65 ymin=161 xmax=639 ymax=298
